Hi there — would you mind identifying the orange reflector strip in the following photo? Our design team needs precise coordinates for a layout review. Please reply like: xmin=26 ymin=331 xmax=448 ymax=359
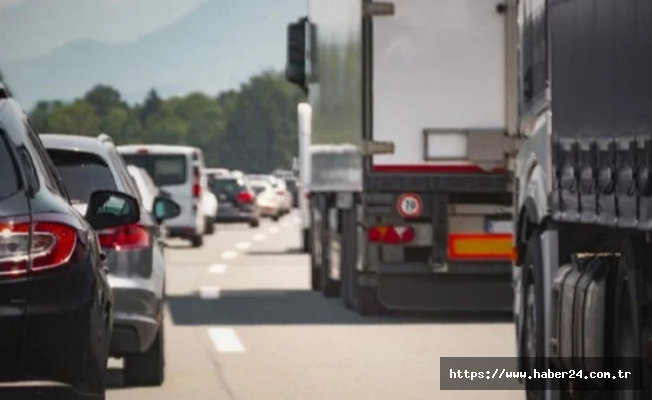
xmin=448 ymin=234 xmax=514 ymax=260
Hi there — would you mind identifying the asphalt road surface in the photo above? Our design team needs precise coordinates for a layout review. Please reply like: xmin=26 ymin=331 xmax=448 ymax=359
xmin=106 ymin=211 xmax=524 ymax=400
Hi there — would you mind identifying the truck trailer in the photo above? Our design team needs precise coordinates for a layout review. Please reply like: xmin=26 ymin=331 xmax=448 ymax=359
xmin=285 ymin=0 xmax=519 ymax=314
xmin=513 ymin=0 xmax=649 ymax=398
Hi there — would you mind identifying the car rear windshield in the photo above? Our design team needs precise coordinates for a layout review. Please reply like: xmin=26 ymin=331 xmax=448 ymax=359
xmin=209 ymin=177 xmax=246 ymax=196
xmin=0 ymin=131 xmax=19 ymax=199
xmin=48 ymin=150 xmax=117 ymax=204
xmin=121 ymin=154 xmax=187 ymax=187
xmin=251 ymin=184 xmax=267 ymax=194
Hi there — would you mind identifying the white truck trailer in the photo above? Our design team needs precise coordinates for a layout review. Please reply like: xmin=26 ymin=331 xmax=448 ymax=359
xmin=286 ymin=0 xmax=519 ymax=314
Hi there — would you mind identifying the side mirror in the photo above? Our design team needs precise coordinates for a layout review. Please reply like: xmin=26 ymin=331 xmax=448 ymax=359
xmin=152 ymin=196 xmax=181 ymax=224
xmin=286 ymin=17 xmax=309 ymax=92
xmin=86 ymin=190 xmax=140 ymax=231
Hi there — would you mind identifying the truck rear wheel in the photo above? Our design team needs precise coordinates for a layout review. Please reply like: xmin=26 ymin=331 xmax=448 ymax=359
xmin=612 ymin=256 xmax=642 ymax=398
xmin=522 ymin=233 xmax=546 ymax=400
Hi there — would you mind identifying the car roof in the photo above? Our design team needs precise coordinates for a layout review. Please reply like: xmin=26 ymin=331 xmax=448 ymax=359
xmin=40 ymin=133 xmax=112 ymax=152
xmin=117 ymin=144 xmax=200 ymax=154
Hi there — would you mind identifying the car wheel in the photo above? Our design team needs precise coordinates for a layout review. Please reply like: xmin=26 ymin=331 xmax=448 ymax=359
xmin=191 ymin=235 xmax=203 ymax=248
xmin=272 ymin=213 xmax=280 ymax=222
xmin=249 ymin=219 xmax=260 ymax=228
xmin=123 ymin=325 xmax=165 ymax=387
xmin=204 ymin=217 xmax=215 ymax=235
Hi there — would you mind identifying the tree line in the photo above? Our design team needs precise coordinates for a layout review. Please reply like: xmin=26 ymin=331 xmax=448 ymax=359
xmin=1 ymin=69 xmax=305 ymax=173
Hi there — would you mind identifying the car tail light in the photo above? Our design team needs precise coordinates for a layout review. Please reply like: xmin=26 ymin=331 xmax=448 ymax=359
xmin=136 ymin=149 xmax=148 ymax=154
xmin=98 ymin=224 xmax=150 ymax=250
xmin=237 ymin=191 xmax=255 ymax=204
xmin=276 ymin=190 xmax=284 ymax=195
xmin=0 ymin=220 xmax=77 ymax=277
xmin=367 ymin=225 xmax=415 ymax=244
xmin=192 ymin=166 xmax=201 ymax=199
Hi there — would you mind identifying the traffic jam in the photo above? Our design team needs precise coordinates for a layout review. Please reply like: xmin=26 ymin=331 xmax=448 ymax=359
xmin=1 ymin=0 xmax=650 ymax=399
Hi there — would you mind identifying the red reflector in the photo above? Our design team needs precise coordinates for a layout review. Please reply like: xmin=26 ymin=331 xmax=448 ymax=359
xmin=99 ymin=224 xmax=150 ymax=250
xmin=367 ymin=226 xmax=414 ymax=244
xmin=0 ymin=220 xmax=77 ymax=277
xmin=193 ymin=183 xmax=201 ymax=198
xmin=136 ymin=149 xmax=148 ymax=154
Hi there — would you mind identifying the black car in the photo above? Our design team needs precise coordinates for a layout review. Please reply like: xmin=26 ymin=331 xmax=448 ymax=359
xmin=41 ymin=133 xmax=180 ymax=387
xmin=0 ymin=87 xmax=140 ymax=398
xmin=208 ymin=173 xmax=260 ymax=228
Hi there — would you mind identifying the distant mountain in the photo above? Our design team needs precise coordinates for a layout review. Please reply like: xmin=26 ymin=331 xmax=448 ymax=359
xmin=1 ymin=0 xmax=306 ymax=110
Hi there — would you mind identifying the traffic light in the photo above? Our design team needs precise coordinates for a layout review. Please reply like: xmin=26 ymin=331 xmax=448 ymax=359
xmin=286 ymin=17 xmax=308 ymax=93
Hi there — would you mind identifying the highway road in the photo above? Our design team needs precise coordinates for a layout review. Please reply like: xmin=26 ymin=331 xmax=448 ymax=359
xmin=106 ymin=211 xmax=523 ymax=400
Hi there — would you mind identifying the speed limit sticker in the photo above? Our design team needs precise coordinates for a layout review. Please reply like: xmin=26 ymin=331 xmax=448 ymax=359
xmin=397 ymin=193 xmax=423 ymax=218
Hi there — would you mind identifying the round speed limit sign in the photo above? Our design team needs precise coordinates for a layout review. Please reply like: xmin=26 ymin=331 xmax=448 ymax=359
xmin=397 ymin=193 xmax=423 ymax=218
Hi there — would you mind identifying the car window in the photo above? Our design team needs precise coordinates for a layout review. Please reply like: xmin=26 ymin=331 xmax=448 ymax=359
xmin=250 ymin=181 xmax=270 ymax=194
xmin=121 ymin=153 xmax=187 ymax=186
xmin=0 ymin=130 xmax=19 ymax=199
xmin=47 ymin=149 xmax=118 ymax=204
xmin=209 ymin=177 xmax=245 ymax=196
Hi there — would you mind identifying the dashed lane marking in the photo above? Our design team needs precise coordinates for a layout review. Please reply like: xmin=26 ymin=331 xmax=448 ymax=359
xmin=221 ymin=250 xmax=238 ymax=259
xmin=199 ymin=286 xmax=221 ymax=299
xmin=235 ymin=241 xmax=251 ymax=250
xmin=268 ymin=227 xmax=279 ymax=234
xmin=253 ymin=233 xmax=266 ymax=241
xmin=208 ymin=264 xmax=227 ymax=274
xmin=208 ymin=328 xmax=246 ymax=353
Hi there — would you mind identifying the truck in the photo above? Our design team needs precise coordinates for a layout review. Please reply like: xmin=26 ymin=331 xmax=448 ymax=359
xmin=285 ymin=0 xmax=520 ymax=314
xmin=512 ymin=0 xmax=647 ymax=398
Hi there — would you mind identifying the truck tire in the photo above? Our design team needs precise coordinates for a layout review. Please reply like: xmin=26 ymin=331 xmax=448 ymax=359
xmin=302 ymin=228 xmax=310 ymax=253
xmin=612 ymin=256 xmax=642 ymax=396
xmin=522 ymin=233 xmax=546 ymax=400
xmin=123 ymin=325 xmax=165 ymax=387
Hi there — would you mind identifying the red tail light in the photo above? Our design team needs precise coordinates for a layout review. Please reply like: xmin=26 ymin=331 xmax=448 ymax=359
xmin=0 ymin=219 xmax=77 ymax=277
xmin=136 ymin=149 xmax=149 ymax=154
xmin=192 ymin=166 xmax=201 ymax=198
xmin=237 ymin=191 xmax=255 ymax=204
xmin=367 ymin=225 xmax=415 ymax=244
xmin=276 ymin=190 xmax=284 ymax=195
xmin=98 ymin=224 xmax=150 ymax=250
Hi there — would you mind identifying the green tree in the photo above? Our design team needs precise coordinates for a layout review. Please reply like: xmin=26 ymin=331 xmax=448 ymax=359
xmin=140 ymin=88 xmax=162 ymax=123
xmin=84 ymin=85 xmax=124 ymax=116
xmin=48 ymin=100 xmax=101 ymax=136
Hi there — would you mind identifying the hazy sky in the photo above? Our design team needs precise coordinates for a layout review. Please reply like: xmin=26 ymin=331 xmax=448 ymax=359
xmin=0 ymin=0 xmax=207 ymax=60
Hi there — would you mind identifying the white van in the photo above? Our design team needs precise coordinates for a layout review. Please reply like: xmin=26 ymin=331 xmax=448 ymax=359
xmin=118 ymin=144 xmax=207 ymax=247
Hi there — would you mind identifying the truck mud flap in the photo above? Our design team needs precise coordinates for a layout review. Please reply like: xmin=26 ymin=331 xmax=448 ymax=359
xmin=375 ymin=274 xmax=512 ymax=313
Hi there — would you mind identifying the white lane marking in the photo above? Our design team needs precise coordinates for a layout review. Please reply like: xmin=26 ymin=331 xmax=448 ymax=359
xmin=282 ymin=221 xmax=292 ymax=228
xmin=208 ymin=328 xmax=246 ymax=353
xmin=268 ymin=227 xmax=279 ymax=234
xmin=199 ymin=286 xmax=221 ymax=299
xmin=221 ymin=250 xmax=238 ymax=259
xmin=253 ymin=233 xmax=266 ymax=241
xmin=293 ymin=217 xmax=301 ymax=224
xmin=235 ymin=241 xmax=251 ymax=250
xmin=208 ymin=264 xmax=227 ymax=274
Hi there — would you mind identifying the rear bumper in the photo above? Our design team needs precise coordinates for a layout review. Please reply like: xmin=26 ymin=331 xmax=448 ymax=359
xmin=215 ymin=208 xmax=257 ymax=222
xmin=369 ymin=262 xmax=513 ymax=312
xmin=109 ymin=284 xmax=162 ymax=355
xmin=0 ymin=381 xmax=103 ymax=400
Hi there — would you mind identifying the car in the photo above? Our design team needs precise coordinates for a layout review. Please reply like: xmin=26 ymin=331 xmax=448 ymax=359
xmin=268 ymin=176 xmax=292 ymax=215
xmin=250 ymin=179 xmax=283 ymax=221
xmin=41 ymin=133 xmax=181 ymax=388
xmin=0 ymin=87 xmax=140 ymax=399
xmin=117 ymin=145 xmax=209 ymax=248
xmin=208 ymin=172 xmax=260 ymax=228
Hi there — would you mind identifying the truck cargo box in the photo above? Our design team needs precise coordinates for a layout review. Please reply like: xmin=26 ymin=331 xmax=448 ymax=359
xmin=551 ymin=0 xmax=652 ymax=230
